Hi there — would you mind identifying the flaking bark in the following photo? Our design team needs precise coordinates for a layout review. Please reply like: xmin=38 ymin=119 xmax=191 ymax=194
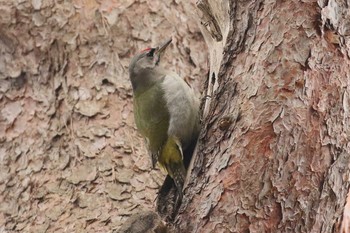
xmin=178 ymin=1 xmax=350 ymax=232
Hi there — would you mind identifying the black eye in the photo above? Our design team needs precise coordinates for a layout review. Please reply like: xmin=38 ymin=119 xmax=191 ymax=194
xmin=147 ymin=48 xmax=156 ymax=57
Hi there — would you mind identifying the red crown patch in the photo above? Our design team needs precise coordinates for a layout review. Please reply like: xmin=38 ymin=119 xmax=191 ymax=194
xmin=140 ymin=47 xmax=152 ymax=53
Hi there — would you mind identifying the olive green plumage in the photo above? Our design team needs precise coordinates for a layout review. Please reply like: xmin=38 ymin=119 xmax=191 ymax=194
xmin=129 ymin=39 xmax=199 ymax=200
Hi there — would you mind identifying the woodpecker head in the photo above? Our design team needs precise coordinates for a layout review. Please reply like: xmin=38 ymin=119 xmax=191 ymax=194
xmin=129 ymin=38 xmax=172 ymax=79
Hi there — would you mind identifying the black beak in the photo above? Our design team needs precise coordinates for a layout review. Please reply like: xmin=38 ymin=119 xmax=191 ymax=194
xmin=156 ymin=38 xmax=172 ymax=55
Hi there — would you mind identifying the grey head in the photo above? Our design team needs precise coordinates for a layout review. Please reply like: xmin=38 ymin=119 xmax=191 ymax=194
xmin=129 ymin=38 xmax=172 ymax=91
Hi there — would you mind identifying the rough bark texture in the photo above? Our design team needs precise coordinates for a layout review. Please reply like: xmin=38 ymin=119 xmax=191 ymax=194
xmin=0 ymin=1 xmax=206 ymax=232
xmin=178 ymin=0 xmax=350 ymax=232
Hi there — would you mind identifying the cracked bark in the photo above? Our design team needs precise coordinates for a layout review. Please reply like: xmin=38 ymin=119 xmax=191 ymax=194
xmin=177 ymin=0 xmax=350 ymax=232
xmin=0 ymin=1 xmax=207 ymax=232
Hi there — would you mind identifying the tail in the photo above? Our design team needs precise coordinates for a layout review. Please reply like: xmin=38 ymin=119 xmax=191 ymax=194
xmin=156 ymin=175 xmax=177 ymax=221
xmin=166 ymin=161 xmax=186 ymax=198
xmin=156 ymin=138 xmax=197 ymax=220
xmin=157 ymin=136 xmax=186 ymax=196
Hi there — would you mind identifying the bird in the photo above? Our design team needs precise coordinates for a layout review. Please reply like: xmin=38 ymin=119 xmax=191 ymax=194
xmin=128 ymin=38 xmax=200 ymax=206
xmin=117 ymin=211 xmax=171 ymax=233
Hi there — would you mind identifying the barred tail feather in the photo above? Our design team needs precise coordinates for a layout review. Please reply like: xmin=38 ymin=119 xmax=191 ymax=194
xmin=166 ymin=162 xmax=186 ymax=196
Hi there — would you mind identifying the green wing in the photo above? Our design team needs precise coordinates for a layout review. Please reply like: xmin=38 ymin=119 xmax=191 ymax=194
xmin=133 ymin=83 xmax=169 ymax=166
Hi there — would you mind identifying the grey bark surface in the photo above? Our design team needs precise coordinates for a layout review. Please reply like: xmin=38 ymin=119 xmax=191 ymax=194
xmin=178 ymin=0 xmax=350 ymax=232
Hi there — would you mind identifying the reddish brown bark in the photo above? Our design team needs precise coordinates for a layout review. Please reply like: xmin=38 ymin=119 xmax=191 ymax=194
xmin=0 ymin=1 xmax=206 ymax=232
xmin=178 ymin=1 xmax=350 ymax=232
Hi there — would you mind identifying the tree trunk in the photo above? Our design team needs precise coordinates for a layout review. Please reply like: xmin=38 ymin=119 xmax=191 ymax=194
xmin=178 ymin=0 xmax=350 ymax=232
xmin=0 ymin=1 xmax=206 ymax=232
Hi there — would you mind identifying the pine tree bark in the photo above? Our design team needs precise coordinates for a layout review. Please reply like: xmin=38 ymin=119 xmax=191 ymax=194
xmin=178 ymin=0 xmax=350 ymax=232
xmin=0 ymin=1 xmax=207 ymax=232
